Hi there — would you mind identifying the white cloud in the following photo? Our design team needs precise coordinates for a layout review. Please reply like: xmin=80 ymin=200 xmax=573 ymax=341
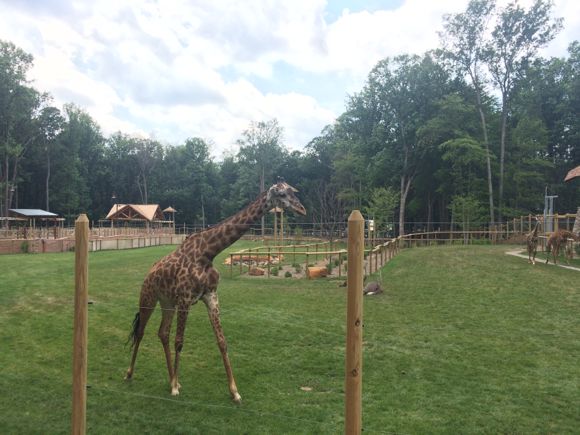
xmin=0 ymin=0 xmax=578 ymax=158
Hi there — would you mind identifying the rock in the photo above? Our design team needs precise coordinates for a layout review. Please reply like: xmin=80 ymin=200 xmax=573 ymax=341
xmin=306 ymin=266 xmax=328 ymax=279
xmin=363 ymin=282 xmax=383 ymax=295
xmin=248 ymin=267 xmax=265 ymax=276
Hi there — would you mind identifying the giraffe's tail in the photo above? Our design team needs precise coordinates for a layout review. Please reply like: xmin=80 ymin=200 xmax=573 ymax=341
xmin=126 ymin=312 xmax=140 ymax=349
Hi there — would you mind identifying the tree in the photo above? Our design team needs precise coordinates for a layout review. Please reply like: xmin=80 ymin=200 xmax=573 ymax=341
xmin=364 ymin=187 xmax=399 ymax=236
xmin=484 ymin=0 xmax=562 ymax=221
xmin=0 ymin=41 xmax=41 ymax=225
xmin=37 ymin=105 xmax=64 ymax=211
xmin=440 ymin=0 xmax=497 ymax=225
xmin=352 ymin=53 xmax=452 ymax=235
xmin=235 ymin=119 xmax=286 ymax=234
xmin=134 ymin=138 xmax=163 ymax=205
xmin=56 ymin=104 xmax=105 ymax=220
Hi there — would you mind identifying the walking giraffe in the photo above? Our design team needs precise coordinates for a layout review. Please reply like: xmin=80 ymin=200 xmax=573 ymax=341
xmin=525 ymin=218 xmax=541 ymax=265
xmin=545 ymin=229 xmax=579 ymax=265
xmin=125 ymin=180 xmax=306 ymax=402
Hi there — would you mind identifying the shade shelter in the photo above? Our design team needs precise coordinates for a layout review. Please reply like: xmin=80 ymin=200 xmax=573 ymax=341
xmin=564 ymin=165 xmax=580 ymax=182
xmin=565 ymin=166 xmax=580 ymax=234
xmin=163 ymin=206 xmax=177 ymax=230
xmin=105 ymin=204 xmax=172 ymax=232
xmin=270 ymin=206 xmax=284 ymax=244
xmin=8 ymin=208 xmax=64 ymax=237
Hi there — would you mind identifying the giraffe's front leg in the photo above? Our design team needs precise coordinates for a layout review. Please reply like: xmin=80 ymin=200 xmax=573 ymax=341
xmin=203 ymin=291 xmax=242 ymax=404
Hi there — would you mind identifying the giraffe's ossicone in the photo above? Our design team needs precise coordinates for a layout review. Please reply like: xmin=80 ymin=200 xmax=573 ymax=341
xmin=124 ymin=180 xmax=306 ymax=402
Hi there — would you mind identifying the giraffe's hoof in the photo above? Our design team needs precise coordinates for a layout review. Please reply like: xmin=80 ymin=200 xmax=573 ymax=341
xmin=232 ymin=392 xmax=242 ymax=404
xmin=124 ymin=371 xmax=133 ymax=381
xmin=171 ymin=387 xmax=180 ymax=396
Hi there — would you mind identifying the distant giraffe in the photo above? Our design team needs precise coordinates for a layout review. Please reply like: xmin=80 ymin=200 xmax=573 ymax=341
xmin=124 ymin=180 xmax=306 ymax=402
xmin=525 ymin=219 xmax=541 ymax=265
xmin=545 ymin=230 xmax=579 ymax=265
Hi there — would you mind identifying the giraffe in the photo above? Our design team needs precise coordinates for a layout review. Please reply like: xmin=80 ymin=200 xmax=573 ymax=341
xmin=525 ymin=218 xmax=541 ymax=265
xmin=124 ymin=180 xmax=306 ymax=402
xmin=545 ymin=229 xmax=579 ymax=265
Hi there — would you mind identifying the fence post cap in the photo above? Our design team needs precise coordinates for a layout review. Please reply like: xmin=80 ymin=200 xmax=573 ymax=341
xmin=348 ymin=210 xmax=364 ymax=222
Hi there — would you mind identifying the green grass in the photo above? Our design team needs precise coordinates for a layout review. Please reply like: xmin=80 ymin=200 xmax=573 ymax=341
xmin=0 ymin=244 xmax=578 ymax=433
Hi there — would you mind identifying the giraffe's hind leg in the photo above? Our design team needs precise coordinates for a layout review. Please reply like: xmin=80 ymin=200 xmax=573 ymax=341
xmin=170 ymin=302 xmax=191 ymax=396
xmin=158 ymin=300 xmax=176 ymax=385
xmin=125 ymin=304 xmax=155 ymax=380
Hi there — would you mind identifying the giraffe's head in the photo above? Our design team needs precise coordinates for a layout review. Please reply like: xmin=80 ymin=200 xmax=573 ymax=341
xmin=267 ymin=180 xmax=307 ymax=216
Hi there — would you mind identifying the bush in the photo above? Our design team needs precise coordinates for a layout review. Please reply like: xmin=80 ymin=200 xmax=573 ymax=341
xmin=20 ymin=241 xmax=29 ymax=253
xmin=271 ymin=266 xmax=279 ymax=276
xmin=284 ymin=271 xmax=292 ymax=278
xmin=293 ymin=263 xmax=302 ymax=273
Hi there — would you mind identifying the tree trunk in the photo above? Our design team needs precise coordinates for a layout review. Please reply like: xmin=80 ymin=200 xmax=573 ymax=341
xmin=201 ymin=195 xmax=206 ymax=228
xmin=498 ymin=98 xmax=508 ymax=224
xmin=260 ymin=166 xmax=265 ymax=236
xmin=427 ymin=192 xmax=433 ymax=232
xmin=398 ymin=175 xmax=412 ymax=236
xmin=45 ymin=149 xmax=51 ymax=211
xmin=143 ymin=175 xmax=148 ymax=204
xmin=475 ymin=89 xmax=495 ymax=226
xmin=3 ymin=156 xmax=9 ymax=228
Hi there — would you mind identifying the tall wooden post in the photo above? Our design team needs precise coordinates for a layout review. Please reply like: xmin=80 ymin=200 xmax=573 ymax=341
xmin=345 ymin=210 xmax=364 ymax=434
xmin=72 ymin=214 xmax=89 ymax=435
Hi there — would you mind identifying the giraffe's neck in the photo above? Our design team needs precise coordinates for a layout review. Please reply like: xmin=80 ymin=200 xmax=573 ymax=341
xmin=182 ymin=192 xmax=270 ymax=261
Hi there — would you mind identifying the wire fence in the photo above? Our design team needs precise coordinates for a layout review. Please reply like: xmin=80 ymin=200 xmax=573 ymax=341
xmin=6 ymin=244 xmax=578 ymax=433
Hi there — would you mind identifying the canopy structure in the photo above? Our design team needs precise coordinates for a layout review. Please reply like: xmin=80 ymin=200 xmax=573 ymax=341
xmin=6 ymin=209 xmax=64 ymax=233
xmin=10 ymin=209 xmax=59 ymax=219
xmin=162 ymin=206 xmax=177 ymax=228
xmin=564 ymin=165 xmax=580 ymax=182
xmin=269 ymin=207 xmax=285 ymax=243
xmin=106 ymin=204 xmax=165 ymax=222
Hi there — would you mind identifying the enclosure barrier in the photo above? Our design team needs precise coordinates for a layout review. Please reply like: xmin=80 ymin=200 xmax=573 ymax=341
xmin=228 ymin=224 xmax=580 ymax=279
xmin=72 ymin=215 xmax=89 ymax=435
xmin=345 ymin=210 xmax=364 ymax=434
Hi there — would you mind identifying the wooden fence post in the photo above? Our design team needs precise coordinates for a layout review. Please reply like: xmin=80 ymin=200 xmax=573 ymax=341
xmin=72 ymin=214 xmax=89 ymax=435
xmin=345 ymin=210 xmax=364 ymax=434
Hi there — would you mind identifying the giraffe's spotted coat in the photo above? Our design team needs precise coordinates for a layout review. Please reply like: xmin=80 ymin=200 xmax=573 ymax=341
xmin=125 ymin=181 xmax=306 ymax=402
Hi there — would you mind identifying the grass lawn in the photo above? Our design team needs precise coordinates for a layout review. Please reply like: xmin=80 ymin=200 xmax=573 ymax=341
xmin=0 ymin=242 xmax=578 ymax=434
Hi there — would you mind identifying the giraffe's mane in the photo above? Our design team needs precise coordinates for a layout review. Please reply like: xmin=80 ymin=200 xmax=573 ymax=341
xmin=184 ymin=191 xmax=268 ymax=240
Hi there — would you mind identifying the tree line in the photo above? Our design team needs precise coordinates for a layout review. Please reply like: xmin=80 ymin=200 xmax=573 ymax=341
xmin=1 ymin=0 xmax=578 ymax=235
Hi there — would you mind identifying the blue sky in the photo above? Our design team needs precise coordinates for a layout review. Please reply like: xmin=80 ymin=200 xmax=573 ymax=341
xmin=1 ymin=0 xmax=578 ymax=158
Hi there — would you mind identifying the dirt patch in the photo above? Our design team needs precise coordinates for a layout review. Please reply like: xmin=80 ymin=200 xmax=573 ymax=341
xmin=240 ymin=257 xmax=346 ymax=280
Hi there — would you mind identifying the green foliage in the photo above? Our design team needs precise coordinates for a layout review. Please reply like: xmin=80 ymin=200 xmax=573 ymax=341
xmin=326 ymin=262 xmax=333 ymax=273
xmin=364 ymin=186 xmax=399 ymax=232
xmin=449 ymin=194 xmax=486 ymax=230
xmin=284 ymin=271 xmax=292 ymax=278
xmin=19 ymin=241 xmax=29 ymax=253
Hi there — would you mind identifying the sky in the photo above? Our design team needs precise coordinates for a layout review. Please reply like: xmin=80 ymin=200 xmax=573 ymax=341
xmin=1 ymin=0 xmax=579 ymax=158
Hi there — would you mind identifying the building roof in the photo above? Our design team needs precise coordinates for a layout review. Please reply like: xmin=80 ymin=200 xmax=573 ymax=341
xmin=106 ymin=204 xmax=164 ymax=222
xmin=163 ymin=206 xmax=177 ymax=213
xmin=564 ymin=165 xmax=580 ymax=182
xmin=9 ymin=209 xmax=59 ymax=218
